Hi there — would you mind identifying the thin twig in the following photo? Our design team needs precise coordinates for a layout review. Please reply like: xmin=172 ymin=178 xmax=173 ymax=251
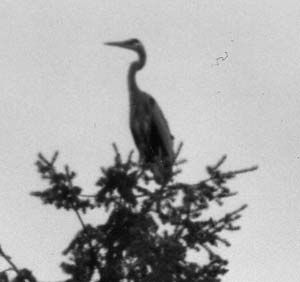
xmin=202 ymin=244 xmax=214 ymax=257
xmin=50 ymin=151 xmax=59 ymax=165
xmin=1 ymin=267 xmax=14 ymax=273
xmin=203 ymin=162 xmax=258 ymax=184
xmin=112 ymin=143 xmax=122 ymax=164
xmin=174 ymin=142 xmax=183 ymax=161
xmin=64 ymin=166 xmax=102 ymax=277
xmin=80 ymin=194 xmax=96 ymax=198
xmin=225 ymin=165 xmax=259 ymax=176
xmin=174 ymin=159 xmax=187 ymax=166
xmin=0 ymin=245 xmax=20 ymax=275
xmin=127 ymin=150 xmax=134 ymax=163
xmin=212 ymin=155 xmax=227 ymax=170
xmin=209 ymin=204 xmax=248 ymax=233
xmin=37 ymin=153 xmax=51 ymax=166
xmin=65 ymin=166 xmax=89 ymax=232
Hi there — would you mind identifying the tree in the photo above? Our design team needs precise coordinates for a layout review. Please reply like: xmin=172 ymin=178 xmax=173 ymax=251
xmin=0 ymin=144 xmax=257 ymax=282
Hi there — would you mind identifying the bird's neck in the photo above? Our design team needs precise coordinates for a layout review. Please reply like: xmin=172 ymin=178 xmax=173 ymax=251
xmin=128 ymin=49 xmax=146 ymax=105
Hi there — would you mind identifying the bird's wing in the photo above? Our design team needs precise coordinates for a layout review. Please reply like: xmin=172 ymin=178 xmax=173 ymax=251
xmin=146 ymin=94 xmax=174 ymax=162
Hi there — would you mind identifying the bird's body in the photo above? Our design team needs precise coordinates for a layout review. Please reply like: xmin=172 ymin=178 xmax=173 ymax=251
xmin=105 ymin=39 xmax=174 ymax=184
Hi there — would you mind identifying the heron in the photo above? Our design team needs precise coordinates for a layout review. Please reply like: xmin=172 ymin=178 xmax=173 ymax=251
xmin=105 ymin=38 xmax=175 ymax=184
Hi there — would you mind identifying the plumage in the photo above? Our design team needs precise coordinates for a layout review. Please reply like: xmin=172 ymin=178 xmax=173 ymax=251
xmin=105 ymin=38 xmax=174 ymax=184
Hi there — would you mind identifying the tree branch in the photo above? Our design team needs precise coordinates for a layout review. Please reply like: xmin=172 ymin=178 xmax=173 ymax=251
xmin=0 ymin=245 xmax=20 ymax=275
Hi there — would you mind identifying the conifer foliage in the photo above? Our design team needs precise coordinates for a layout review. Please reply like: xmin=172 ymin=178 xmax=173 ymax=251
xmin=0 ymin=145 xmax=257 ymax=282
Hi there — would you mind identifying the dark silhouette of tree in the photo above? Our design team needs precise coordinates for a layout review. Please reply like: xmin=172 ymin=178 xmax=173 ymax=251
xmin=0 ymin=144 xmax=257 ymax=282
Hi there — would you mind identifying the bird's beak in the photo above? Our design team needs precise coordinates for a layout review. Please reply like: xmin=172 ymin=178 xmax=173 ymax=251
xmin=104 ymin=41 xmax=128 ymax=49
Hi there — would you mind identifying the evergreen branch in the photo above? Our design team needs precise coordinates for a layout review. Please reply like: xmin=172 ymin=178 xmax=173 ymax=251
xmin=64 ymin=166 xmax=102 ymax=277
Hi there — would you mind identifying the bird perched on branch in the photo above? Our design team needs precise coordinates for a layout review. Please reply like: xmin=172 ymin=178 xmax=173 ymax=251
xmin=105 ymin=38 xmax=174 ymax=184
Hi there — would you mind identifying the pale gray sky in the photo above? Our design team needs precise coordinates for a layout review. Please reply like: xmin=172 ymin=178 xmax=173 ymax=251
xmin=0 ymin=1 xmax=299 ymax=281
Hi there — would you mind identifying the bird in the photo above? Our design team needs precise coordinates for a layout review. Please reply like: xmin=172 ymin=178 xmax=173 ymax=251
xmin=105 ymin=38 xmax=175 ymax=184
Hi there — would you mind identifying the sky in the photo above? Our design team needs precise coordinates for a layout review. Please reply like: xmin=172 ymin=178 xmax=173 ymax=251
xmin=0 ymin=1 xmax=299 ymax=281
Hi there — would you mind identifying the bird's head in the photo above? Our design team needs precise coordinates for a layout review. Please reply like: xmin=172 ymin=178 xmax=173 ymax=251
xmin=104 ymin=38 xmax=144 ymax=53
